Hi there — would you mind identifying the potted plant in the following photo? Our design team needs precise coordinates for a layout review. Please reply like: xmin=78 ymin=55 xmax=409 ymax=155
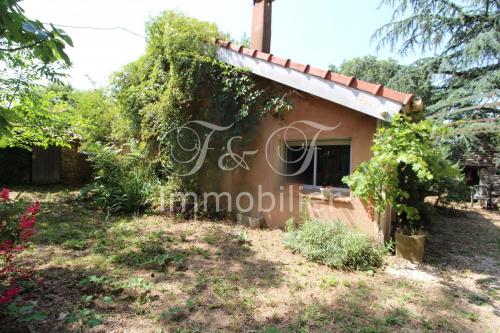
xmin=343 ymin=115 xmax=461 ymax=263
xmin=321 ymin=186 xmax=333 ymax=200
xmin=392 ymin=164 xmax=428 ymax=262
xmin=395 ymin=230 xmax=425 ymax=262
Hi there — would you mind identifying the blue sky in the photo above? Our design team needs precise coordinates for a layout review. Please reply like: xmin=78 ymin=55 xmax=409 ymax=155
xmin=22 ymin=0 xmax=422 ymax=90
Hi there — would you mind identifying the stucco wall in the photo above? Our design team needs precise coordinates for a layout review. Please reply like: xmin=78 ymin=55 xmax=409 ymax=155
xmin=222 ymin=94 xmax=385 ymax=239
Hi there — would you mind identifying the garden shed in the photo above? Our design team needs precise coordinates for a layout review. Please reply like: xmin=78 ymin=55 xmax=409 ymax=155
xmin=462 ymin=133 xmax=500 ymax=206
xmin=462 ymin=134 xmax=499 ymax=189
xmin=0 ymin=141 xmax=91 ymax=186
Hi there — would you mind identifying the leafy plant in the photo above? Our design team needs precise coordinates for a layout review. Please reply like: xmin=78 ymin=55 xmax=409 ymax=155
xmin=373 ymin=0 xmax=499 ymax=167
xmin=374 ymin=0 xmax=499 ymax=117
xmin=65 ymin=299 xmax=103 ymax=332
xmin=79 ymin=275 xmax=114 ymax=293
xmin=0 ymin=188 xmax=45 ymax=323
xmin=160 ymin=299 xmax=195 ymax=323
xmin=0 ymin=1 xmax=72 ymax=63
xmin=284 ymin=219 xmax=389 ymax=271
xmin=143 ymin=252 xmax=186 ymax=271
xmin=234 ymin=230 xmax=249 ymax=245
xmin=320 ymin=276 xmax=339 ymax=288
xmin=66 ymin=279 xmax=116 ymax=331
xmin=80 ymin=140 xmax=159 ymax=214
xmin=0 ymin=0 xmax=73 ymax=147
xmin=330 ymin=56 xmax=434 ymax=104
xmin=122 ymin=277 xmax=153 ymax=298
xmin=1 ymin=85 xmax=74 ymax=149
xmin=4 ymin=301 xmax=47 ymax=323
xmin=343 ymin=115 xmax=461 ymax=233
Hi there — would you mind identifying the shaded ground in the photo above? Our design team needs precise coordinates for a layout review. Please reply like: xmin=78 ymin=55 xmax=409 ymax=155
xmin=2 ymin=188 xmax=499 ymax=332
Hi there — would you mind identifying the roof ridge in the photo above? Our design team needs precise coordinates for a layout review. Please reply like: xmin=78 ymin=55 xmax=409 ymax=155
xmin=215 ymin=39 xmax=413 ymax=105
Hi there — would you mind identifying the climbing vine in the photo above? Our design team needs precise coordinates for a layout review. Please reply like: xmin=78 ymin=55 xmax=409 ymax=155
xmin=112 ymin=11 xmax=292 ymax=197
xmin=343 ymin=115 xmax=461 ymax=233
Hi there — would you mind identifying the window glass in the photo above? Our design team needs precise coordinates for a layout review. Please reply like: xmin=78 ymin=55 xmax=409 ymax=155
xmin=286 ymin=145 xmax=314 ymax=185
xmin=284 ymin=143 xmax=351 ymax=188
xmin=316 ymin=145 xmax=350 ymax=187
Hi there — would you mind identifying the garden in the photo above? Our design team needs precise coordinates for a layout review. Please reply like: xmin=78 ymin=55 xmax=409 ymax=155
xmin=0 ymin=187 xmax=498 ymax=332
xmin=1 ymin=0 xmax=499 ymax=332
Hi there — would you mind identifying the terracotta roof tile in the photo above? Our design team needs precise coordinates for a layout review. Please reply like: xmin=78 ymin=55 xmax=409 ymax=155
xmin=288 ymin=62 xmax=309 ymax=73
xmin=345 ymin=76 xmax=355 ymax=87
xmin=218 ymin=40 xmax=231 ymax=48
xmin=241 ymin=48 xmax=257 ymax=57
xmin=372 ymin=84 xmax=383 ymax=95
xmin=228 ymin=43 xmax=243 ymax=53
xmin=255 ymin=50 xmax=272 ymax=61
xmin=307 ymin=66 xmax=329 ymax=79
xmin=215 ymin=39 xmax=413 ymax=105
xmin=269 ymin=55 xmax=290 ymax=67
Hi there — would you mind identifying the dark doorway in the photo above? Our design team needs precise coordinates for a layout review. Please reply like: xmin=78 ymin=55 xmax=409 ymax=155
xmin=464 ymin=166 xmax=479 ymax=186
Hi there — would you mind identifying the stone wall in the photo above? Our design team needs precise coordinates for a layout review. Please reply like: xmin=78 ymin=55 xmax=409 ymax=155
xmin=461 ymin=134 xmax=499 ymax=192
xmin=60 ymin=143 xmax=92 ymax=185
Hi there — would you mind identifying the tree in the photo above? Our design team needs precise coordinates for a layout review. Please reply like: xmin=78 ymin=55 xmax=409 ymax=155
xmin=0 ymin=0 xmax=72 ymax=61
xmin=0 ymin=0 xmax=73 ymax=147
xmin=3 ymin=85 xmax=72 ymax=149
xmin=372 ymin=0 xmax=499 ymax=133
xmin=330 ymin=56 xmax=435 ymax=104
xmin=3 ymin=85 xmax=128 ymax=150
xmin=69 ymin=89 xmax=129 ymax=146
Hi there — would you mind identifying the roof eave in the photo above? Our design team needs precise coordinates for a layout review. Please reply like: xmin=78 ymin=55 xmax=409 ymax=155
xmin=216 ymin=46 xmax=407 ymax=121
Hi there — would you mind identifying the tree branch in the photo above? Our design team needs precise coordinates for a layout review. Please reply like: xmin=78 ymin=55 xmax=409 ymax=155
xmin=0 ymin=40 xmax=43 ymax=52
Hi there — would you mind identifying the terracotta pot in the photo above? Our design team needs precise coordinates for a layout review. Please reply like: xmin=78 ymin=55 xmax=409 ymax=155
xmin=395 ymin=232 xmax=425 ymax=263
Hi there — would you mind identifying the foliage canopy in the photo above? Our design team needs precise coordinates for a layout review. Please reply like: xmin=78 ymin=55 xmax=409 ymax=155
xmin=373 ymin=0 xmax=499 ymax=133
xmin=331 ymin=56 xmax=435 ymax=104
xmin=0 ymin=0 xmax=73 ymax=147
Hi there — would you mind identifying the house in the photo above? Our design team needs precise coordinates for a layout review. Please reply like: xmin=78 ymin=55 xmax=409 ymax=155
xmin=213 ymin=0 xmax=421 ymax=242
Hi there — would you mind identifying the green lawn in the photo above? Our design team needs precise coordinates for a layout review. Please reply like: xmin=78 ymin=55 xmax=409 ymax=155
xmin=3 ymin=187 xmax=499 ymax=332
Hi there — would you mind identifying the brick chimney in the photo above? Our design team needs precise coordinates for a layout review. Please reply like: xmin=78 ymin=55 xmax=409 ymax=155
xmin=251 ymin=0 xmax=272 ymax=53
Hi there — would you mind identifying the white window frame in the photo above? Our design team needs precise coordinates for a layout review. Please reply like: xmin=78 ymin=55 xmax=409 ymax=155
xmin=285 ymin=139 xmax=352 ymax=194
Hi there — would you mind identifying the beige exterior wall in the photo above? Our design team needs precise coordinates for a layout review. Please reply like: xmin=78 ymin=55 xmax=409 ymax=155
xmin=222 ymin=94 xmax=390 ymax=240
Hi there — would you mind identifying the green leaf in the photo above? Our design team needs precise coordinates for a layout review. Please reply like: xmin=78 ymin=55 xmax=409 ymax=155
xmin=65 ymin=313 xmax=79 ymax=324
xmin=102 ymin=296 xmax=113 ymax=304
xmin=85 ymin=316 xmax=103 ymax=328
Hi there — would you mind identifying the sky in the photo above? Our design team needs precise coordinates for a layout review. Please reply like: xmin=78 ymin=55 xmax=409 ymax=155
xmin=22 ymin=0 xmax=419 ymax=90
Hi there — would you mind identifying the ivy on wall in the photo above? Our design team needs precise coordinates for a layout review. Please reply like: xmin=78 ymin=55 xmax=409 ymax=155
xmin=111 ymin=11 xmax=292 ymax=196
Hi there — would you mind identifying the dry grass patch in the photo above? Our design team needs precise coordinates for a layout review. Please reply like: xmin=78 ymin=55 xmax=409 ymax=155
xmin=2 ymin=188 xmax=498 ymax=332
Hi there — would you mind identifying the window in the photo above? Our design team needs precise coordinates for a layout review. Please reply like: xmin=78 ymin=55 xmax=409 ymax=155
xmin=285 ymin=140 xmax=351 ymax=189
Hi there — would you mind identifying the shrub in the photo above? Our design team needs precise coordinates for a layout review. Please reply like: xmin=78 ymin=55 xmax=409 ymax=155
xmin=0 ymin=188 xmax=46 ymax=323
xmin=284 ymin=219 xmax=389 ymax=271
xmin=343 ymin=115 xmax=461 ymax=233
xmin=80 ymin=140 xmax=159 ymax=214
